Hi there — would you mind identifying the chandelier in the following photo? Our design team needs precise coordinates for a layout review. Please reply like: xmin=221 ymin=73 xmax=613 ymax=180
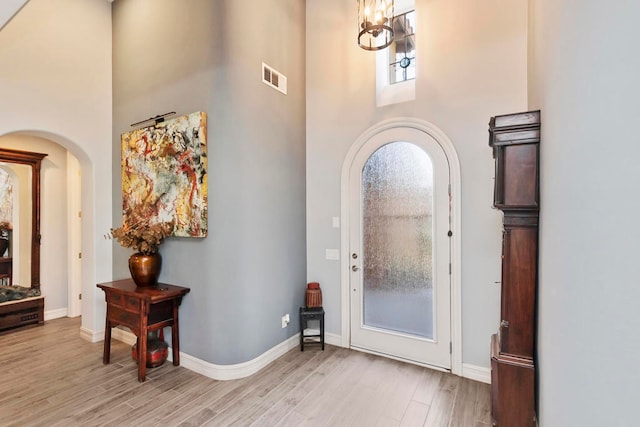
xmin=357 ymin=0 xmax=395 ymax=51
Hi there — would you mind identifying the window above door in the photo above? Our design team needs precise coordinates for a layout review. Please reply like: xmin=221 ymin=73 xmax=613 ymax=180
xmin=376 ymin=1 xmax=416 ymax=107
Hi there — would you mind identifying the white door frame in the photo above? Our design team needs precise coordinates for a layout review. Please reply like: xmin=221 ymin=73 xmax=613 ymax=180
xmin=67 ymin=151 xmax=82 ymax=318
xmin=340 ymin=117 xmax=462 ymax=375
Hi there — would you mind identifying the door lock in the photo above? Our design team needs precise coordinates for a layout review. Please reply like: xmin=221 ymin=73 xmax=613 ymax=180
xmin=351 ymin=265 xmax=360 ymax=272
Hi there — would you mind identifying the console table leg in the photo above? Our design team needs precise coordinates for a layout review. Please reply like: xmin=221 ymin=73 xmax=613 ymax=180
xmin=321 ymin=314 xmax=325 ymax=351
xmin=137 ymin=334 xmax=147 ymax=382
xmin=103 ymin=320 xmax=111 ymax=364
xmin=172 ymin=302 xmax=180 ymax=366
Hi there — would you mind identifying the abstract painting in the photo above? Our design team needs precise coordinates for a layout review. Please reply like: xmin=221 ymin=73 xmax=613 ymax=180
xmin=121 ymin=111 xmax=207 ymax=237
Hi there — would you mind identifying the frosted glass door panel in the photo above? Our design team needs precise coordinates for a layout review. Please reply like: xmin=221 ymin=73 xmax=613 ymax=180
xmin=362 ymin=142 xmax=434 ymax=339
xmin=349 ymin=126 xmax=451 ymax=369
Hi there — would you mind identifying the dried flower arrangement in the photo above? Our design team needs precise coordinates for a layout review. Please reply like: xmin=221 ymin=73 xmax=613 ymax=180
xmin=109 ymin=220 xmax=174 ymax=255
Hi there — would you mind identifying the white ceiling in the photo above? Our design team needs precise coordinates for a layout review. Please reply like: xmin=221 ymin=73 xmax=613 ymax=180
xmin=0 ymin=0 xmax=29 ymax=32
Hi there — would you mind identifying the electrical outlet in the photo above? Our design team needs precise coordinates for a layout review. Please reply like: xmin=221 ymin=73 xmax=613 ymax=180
xmin=281 ymin=313 xmax=290 ymax=328
xmin=325 ymin=249 xmax=340 ymax=260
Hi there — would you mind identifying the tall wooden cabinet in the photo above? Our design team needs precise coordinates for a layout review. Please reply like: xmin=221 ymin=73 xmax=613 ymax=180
xmin=488 ymin=110 xmax=540 ymax=426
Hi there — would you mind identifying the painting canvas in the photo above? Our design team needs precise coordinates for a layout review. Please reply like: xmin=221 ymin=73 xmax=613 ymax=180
xmin=121 ymin=111 xmax=207 ymax=237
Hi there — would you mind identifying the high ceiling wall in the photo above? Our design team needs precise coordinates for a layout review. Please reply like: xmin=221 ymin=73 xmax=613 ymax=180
xmin=306 ymin=0 xmax=528 ymax=369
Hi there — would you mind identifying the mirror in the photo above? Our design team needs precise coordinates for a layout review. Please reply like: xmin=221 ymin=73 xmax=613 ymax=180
xmin=0 ymin=148 xmax=46 ymax=289
xmin=0 ymin=163 xmax=32 ymax=286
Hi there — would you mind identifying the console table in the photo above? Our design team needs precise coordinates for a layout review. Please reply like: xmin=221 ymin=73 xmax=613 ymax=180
xmin=97 ymin=279 xmax=190 ymax=382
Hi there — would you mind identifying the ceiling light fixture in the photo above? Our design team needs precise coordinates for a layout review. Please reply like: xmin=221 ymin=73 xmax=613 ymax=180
xmin=357 ymin=0 xmax=394 ymax=51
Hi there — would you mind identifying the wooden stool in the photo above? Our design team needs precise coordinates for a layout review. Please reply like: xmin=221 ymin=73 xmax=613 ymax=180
xmin=299 ymin=306 xmax=325 ymax=351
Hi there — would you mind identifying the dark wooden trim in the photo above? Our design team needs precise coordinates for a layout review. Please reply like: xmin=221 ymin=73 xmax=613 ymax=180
xmin=0 ymin=148 xmax=47 ymax=333
xmin=0 ymin=148 xmax=47 ymax=290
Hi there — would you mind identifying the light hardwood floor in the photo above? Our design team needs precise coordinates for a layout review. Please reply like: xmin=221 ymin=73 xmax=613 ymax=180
xmin=0 ymin=317 xmax=490 ymax=426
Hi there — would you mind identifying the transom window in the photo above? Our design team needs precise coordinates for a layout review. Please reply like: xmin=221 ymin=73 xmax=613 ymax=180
xmin=389 ymin=10 xmax=416 ymax=84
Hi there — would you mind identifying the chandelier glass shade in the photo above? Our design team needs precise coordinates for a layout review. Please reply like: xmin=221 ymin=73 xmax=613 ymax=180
xmin=357 ymin=0 xmax=395 ymax=51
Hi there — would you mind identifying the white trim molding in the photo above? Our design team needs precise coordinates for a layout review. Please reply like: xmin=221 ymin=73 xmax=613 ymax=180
xmin=111 ymin=327 xmax=136 ymax=346
xmin=44 ymin=307 xmax=68 ymax=321
xmin=95 ymin=326 xmax=485 ymax=384
xmin=179 ymin=334 xmax=300 ymax=381
xmin=109 ymin=328 xmax=302 ymax=381
xmin=329 ymin=332 xmax=489 ymax=384
xmin=340 ymin=117 xmax=463 ymax=376
xmin=462 ymin=363 xmax=491 ymax=384
xmin=79 ymin=326 xmax=103 ymax=343
xmin=324 ymin=331 xmax=342 ymax=347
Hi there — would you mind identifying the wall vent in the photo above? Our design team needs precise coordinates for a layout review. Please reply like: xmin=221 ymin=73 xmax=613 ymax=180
xmin=262 ymin=62 xmax=287 ymax=95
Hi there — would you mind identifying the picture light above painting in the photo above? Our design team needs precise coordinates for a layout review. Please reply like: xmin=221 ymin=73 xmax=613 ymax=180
xmin=121 ymin=111 xmax=208 ymax=238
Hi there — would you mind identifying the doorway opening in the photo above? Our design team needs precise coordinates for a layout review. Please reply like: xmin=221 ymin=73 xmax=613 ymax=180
xmin=340 ymin=118 xmax=462 ymax=374
xmin=0 ymin=134 xmax=82 ymax=320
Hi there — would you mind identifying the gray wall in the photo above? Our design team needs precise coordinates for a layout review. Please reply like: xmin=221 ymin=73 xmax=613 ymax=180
xmin=529 ymin=1 xmax=640 ymax=424
xmin=112 ymin=0 xmax=306 ymax=365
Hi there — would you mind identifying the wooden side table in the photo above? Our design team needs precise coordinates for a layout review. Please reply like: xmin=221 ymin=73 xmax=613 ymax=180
xmin=97 ymin=279 xmax=190 ymax=382
xmin=299 ymin=306 xmax=324 ymax=351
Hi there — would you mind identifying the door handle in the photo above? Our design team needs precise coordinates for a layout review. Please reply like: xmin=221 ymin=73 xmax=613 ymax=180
xmin=351 ymin=265 xmax=360 ymax=272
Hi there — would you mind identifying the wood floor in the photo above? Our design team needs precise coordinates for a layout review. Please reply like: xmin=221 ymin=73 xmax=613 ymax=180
xmin=0 ymin=317 xmax=490 ymax=426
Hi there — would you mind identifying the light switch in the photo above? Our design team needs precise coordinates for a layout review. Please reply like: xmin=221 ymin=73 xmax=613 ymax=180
xmin=332 ymin=217 xmax=340 ymax=228
xmin=325 ymin=249 xmax=340 ymax=260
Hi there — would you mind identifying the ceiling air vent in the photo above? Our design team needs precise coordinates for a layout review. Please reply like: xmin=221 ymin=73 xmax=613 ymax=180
xmin=262 ymin=62 xmax=287 ymax=95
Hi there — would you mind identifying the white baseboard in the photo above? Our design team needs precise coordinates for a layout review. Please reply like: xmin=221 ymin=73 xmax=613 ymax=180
xmin=92 ymin=327 xmax=491 ymax=384
xmin=111 ymin=327 xmax=137 ymax=346
xmin=44 ymin=308 xmax=67 ymax=321
xmin=79 ymin=326 xmax=103 ymax=343
xmin=179 ymin=334 xmax=300 ymax=381
xmin=107 ymin=328 xmax=301 ymax=381
xmin=325 ymin=331 xmax=342 ymax=347
xmin=309 ymin=332 xmax=491 ymax=384
xmin=462 ymin=363 xmax=491 ymax=384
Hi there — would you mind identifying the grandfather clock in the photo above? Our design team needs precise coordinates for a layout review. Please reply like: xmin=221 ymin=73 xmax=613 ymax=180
xmin=489 ymin=110 xmax=540 ymax=426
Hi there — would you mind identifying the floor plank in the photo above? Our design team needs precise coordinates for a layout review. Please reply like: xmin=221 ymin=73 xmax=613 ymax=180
xmin=0 ymin=317 xmax=491 ymax=426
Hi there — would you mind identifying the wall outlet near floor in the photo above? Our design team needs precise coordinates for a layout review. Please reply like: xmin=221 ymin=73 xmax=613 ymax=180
xmin=281 ymin=313 xmax=290 ymax=328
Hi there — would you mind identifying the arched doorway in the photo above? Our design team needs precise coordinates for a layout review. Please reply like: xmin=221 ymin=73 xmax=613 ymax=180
xmin=341 ymin=118 xmax=462 ymax=374
xmin=0 ymin=133 xmax=87 ymax=322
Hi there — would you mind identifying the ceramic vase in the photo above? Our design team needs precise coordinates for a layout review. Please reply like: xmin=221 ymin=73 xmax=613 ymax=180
xmin=132 ymin=330 xmax=169 ymax=368
xmin=305 ymin=282 xmax=322 ymax=308
xmin=128 ymin=252 xmax=162 ymax=287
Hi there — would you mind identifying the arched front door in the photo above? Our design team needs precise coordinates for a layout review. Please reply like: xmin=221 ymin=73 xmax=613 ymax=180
xmin=348 ymin=126 xmax=452 ymax=369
